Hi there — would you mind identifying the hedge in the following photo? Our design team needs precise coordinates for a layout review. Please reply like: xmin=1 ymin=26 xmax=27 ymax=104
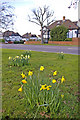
xmin=50 ymin=25 xmax=68 ymax=41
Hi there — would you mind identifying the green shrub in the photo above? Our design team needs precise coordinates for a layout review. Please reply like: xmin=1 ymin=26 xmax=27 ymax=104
xmin=14 ymin=40 xmax=24 ymax=44
xmin=65 ymin=38 xmax=72 ymax=41
xmin=0 ymin=39 xmax=5 ymax=43
xmin=29 ymin=39 xmax=35 ymax=41
xmin=50 ymin=25 xmax=68 ymax=41
xmin=14 ymin=41 xmax=19 ymax=44
xmin=19 ymin=40 xmax=24 ymax=44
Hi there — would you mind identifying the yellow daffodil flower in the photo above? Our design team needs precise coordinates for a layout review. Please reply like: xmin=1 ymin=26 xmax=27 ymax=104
xmin=40 ymin=87 xmax=43 ymax=91
xmin=20 ymin=57 xmax=22 ymax=59
xmin=28 ymin=55 xmax=30 ymax=59
xmin=46 ymin=86 xmax=50 ymax=91
xmin=16 ymin=56 xmax=19 ymax=58
xmin=52 ymin=79 xmax=56 ymax=83
xmin=40 ymin=84 xmax=51 ymax=91
xmin=47 ymin=87 xmax=50 ymax=91
xmin=18 ymin=87 xmax=22 ymax=92
xmin=40 ymin=66 xmax=44 ymax=71
xmin=28 ymin=71 xmax=33 ymax=76
xmin=22 ymin=79 xmax=27 ymax=84
xmin=8 ymin=57 xmax=12 ymax=60
xmin=61 ymin=76 xmax=65 ymax=83
xmin=21 ymin=54 xmax=23 ymax=57
xmin=61 ymin=94 xmax=64 ymax=98
xmin=48 ymin=85 xmax=52 ymax=87
xmin=40 ymin=84 xmax=47 ymax=91
xmin=25 ymin=55 xmax=27 ymax=58
xmin=53 ymin=71 xmax=57 ymax=76
xmin=21 ymin=72 xmax=26 ymax=78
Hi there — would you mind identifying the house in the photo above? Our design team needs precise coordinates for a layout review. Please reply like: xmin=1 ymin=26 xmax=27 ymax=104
xmin=30 ymin=34 xmax=38 ymax=41
xmin=22 ymin=33 xmax=39 ymax=41
xmin=43 ymin=16 xmax=80 ymax=40
xmin=22 ymin=32 xmax=31 ymax=41
xmin=3 ymin=30 xmax=22 ymax=42
xmin=9 ymin=32 xmax=22 ymax=42
xmin=37 ymin=35 xmax=41 ymax=41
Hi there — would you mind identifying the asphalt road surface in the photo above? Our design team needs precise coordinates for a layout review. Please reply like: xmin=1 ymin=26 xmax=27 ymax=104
xmin=1 ymin=44 xmax=80 ymax=55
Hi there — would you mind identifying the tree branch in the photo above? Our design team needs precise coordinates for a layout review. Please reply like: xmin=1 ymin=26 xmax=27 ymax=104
xmin=29 ymin=19 xmax=40 ymax=26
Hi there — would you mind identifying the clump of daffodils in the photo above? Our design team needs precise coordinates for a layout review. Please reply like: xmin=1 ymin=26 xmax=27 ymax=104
xmin=8 ymin=50 xmax=31 ymax=67
xmin=58 ymin=51 xmax=64 ymax=59
xmin=18 ymin=65 xmax=66 ymax=117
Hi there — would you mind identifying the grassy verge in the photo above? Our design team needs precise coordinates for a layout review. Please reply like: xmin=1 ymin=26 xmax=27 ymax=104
xmin=24 ymin=43 xmax=78 ymax=47
xmin=2 ymin=49 xmax=79 ymax=119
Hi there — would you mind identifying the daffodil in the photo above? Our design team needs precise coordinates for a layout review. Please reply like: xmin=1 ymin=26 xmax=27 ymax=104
xmin=18 ymin=87 xmax=22 ymax=92
xmin=28 ymin=71 xmax=33 ymax=76
xmin=8 ymin=57 xmax=12 ymax=60
xmin=22 ymin=79 xmax=27 ymax=84
xmin=21 ymin=72 xmax=26 ymax=78
xmin=25 ymin=55 xmax=28 ymax=58
xmin=40 ymin=66 xmax=44 ymax=71
xmin=40 ymin=84 xmax=47 ymax=91
xmin=61 ymin=94 xmax=64 ymax=98
xmin=46 ymin=85 xmax=52 ymax=91
xmin=53 ymin=71 xmax=57 ymax=76
xmin=61 ymin=76 xmax=65 ymax=83
xmin=20 ymin=57 xmax=22 ymax=59
xmin=46 ymin=86 xmax=50 ymax=91
xmin=16 ymin=56 xmax=19 ymax=58
xmin=28 ymin=55 xmax=30 ymax=59
xmin=52 ymin=79 xmax=56 ymax=83
xmin=21 ymin=54 xmax=23 ymax=57
xmin=48 ymin=85 xmax=52 ymax=88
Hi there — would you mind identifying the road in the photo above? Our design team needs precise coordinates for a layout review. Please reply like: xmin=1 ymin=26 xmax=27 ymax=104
xmin=1 ymin=44 xmax=80 ymax=55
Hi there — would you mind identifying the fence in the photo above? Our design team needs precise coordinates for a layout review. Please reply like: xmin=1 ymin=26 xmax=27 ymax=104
xmin=25 ymin=38 xmax=80 ymax=45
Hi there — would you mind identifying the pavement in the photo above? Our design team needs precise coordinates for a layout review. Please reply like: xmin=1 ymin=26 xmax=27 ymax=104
xmin=1 ymin=44 xmax=80 ymax=55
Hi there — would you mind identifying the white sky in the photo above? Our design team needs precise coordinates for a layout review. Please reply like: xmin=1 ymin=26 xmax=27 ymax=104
xmin=1 ymin=0 xmax=78 ymax=35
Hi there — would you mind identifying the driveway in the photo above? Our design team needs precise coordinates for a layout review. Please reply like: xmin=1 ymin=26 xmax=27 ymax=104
xmin=1 ymin=44 xmax=80 ymax=55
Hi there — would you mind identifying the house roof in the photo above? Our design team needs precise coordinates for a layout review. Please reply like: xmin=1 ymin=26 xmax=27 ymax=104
xmin=3 ymin=30 xmax=21 ymax=37
xmin=22 ymin=32 xmax=31 ymax=38
xmin=31 ymin=34 xmax=37 ymax=37
xmin=38 ymin=35 xmax=41 ymax=38
xmin=48 ymin=19 xmax=79 ymax=30
xmin=3 ymin=30 xmax=15 ymax=37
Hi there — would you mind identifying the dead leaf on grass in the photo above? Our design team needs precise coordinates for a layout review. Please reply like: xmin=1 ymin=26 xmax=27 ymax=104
xmin=45 ymin=114 xmax=50 ymax=118
xmin=63 ymin=101 xmax=66 ymax=104
xmin=40 ymin=112 xmax=45 ymax=116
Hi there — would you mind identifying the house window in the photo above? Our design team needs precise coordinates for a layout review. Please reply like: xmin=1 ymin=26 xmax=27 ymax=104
xmin=75 ymin=31 xmax=77 ymax=34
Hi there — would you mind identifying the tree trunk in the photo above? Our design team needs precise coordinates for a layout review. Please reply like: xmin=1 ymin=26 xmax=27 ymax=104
xmin=41 ymin=26 xmax=44 ymax=44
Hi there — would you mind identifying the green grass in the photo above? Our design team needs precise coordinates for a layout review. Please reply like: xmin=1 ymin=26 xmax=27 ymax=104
xmin=2 ymin=48 xmax=79 ymax=119
xmin=24 ymin=43 xmax=78 ymax=47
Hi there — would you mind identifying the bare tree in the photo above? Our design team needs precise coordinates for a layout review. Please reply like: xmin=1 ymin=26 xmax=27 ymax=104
xmin=68 ymin=0 xmax=79 ymax=9
xmin=0 ymin=2 xmax=15 ymax=32
xmin=28 ymin=5 xmax=54 ymax=44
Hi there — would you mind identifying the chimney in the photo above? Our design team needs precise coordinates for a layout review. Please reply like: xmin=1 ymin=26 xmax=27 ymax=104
xmin=63 ymin=16 xmax=65 ymax=21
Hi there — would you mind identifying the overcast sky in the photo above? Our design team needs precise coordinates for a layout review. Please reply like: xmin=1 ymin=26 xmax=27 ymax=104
xmin=1 ymin=0 xmax=78 ymax=35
